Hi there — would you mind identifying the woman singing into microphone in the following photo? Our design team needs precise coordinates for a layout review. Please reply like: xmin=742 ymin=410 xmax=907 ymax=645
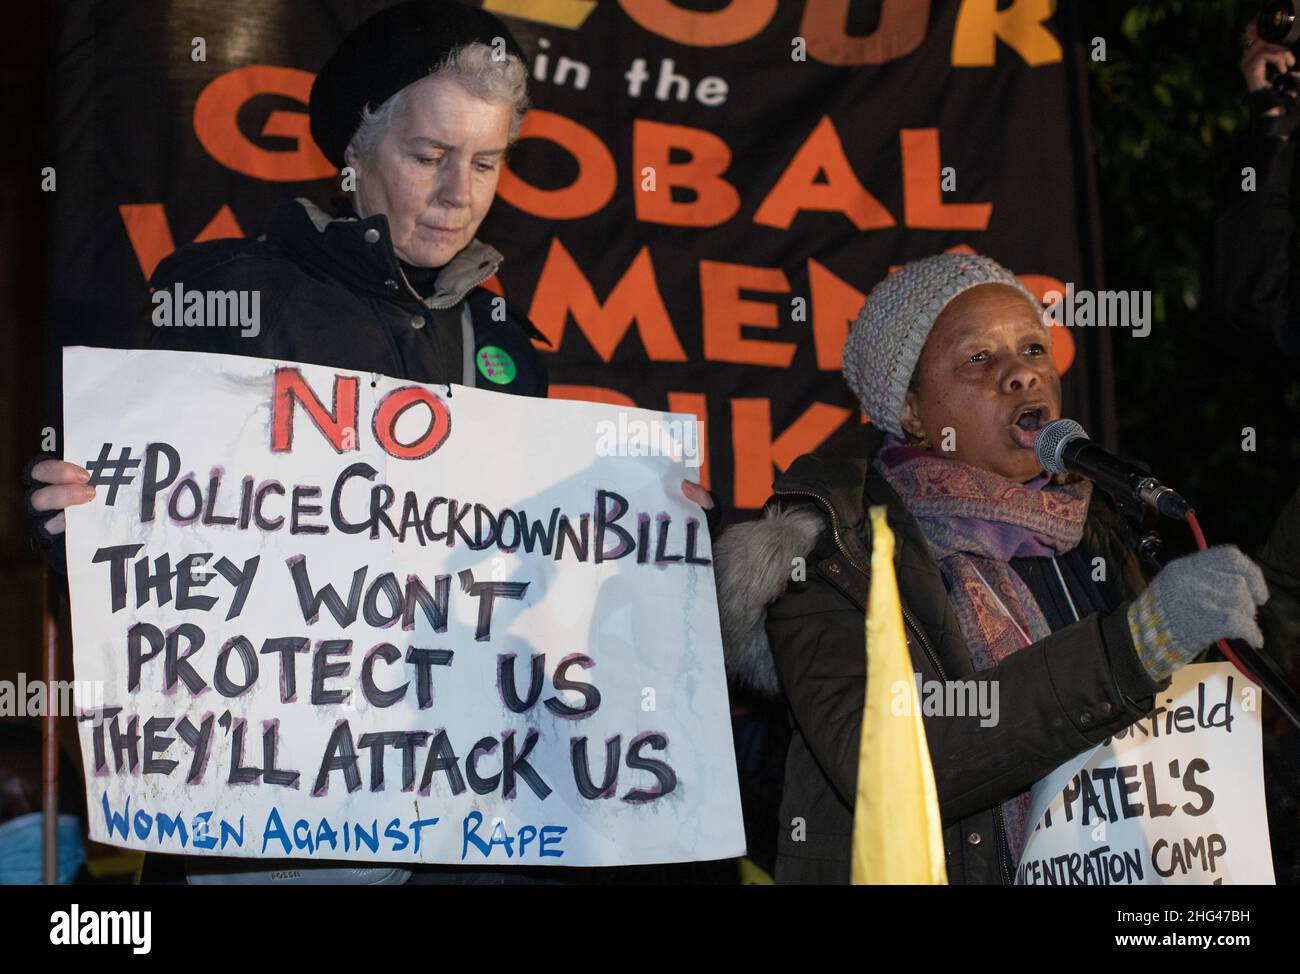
xmin=713 ymin=253 xmax=1277 ymax=884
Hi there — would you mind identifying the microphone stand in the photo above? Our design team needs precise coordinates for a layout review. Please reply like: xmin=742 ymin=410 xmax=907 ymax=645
xmin=1222 ymin=637 xmax=1300 ymax=731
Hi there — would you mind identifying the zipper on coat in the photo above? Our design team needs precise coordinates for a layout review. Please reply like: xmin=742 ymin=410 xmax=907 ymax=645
xmin=425 ymin=265 xmax=497 ymax=310
xmin=771 ymin=488 xmax=948 ymax=682
xmin=393 ymin=262 xmax=425 ymax=304
xmin=1051 ymin=555 xmax=1082 ymax=623
xmin=993 ymin=806 xmax=1014 ymax=884
xmin=775 ymin=487 xmax=1029 ymax=883
xmin=394 ymin=261 xmax=497 ymax=311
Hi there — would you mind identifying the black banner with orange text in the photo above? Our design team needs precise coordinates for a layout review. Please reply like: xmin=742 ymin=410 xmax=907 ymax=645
xmin=49 ymin=0 xmax=1111 ymax=515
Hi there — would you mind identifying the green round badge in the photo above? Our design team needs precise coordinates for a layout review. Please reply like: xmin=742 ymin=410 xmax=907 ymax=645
xmin=476 ymin=345 xmax=517 ymax=385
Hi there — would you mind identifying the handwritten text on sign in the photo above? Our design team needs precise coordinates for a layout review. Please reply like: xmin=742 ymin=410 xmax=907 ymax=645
xmin=62 ymin=346 xmax=745 ymax=867
xmin=1017 ymin=663 xmax=1273 ymax=885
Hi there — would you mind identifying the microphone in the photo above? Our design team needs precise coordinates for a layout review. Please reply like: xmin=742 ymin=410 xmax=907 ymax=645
xmin=1035 ymin=419 xmax=1192 ymax=519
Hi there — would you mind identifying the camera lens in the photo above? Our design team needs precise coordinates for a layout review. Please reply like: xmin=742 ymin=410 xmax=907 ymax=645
xmin=1259 ymin=0 xmax=1300 ymax=45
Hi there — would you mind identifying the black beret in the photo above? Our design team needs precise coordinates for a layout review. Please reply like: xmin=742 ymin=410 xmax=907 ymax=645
xmin=310 ymin=0 xmax=526 ymax=169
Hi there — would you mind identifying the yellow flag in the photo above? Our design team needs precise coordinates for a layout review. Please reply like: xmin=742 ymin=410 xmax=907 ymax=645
xmin=851 ymin=506 xmax=948 ymax=884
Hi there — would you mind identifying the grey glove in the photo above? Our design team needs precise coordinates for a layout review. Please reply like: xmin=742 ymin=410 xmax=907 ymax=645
xmin=1126 ymin=545 xmax=1269 ymax=683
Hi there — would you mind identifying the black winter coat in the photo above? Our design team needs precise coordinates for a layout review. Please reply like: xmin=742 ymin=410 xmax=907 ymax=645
xmin=1209 ymin=126 xmax=1300 ymax=361
xmin=37 ymin=196 xmax=548 ymax=576
xmin=715 ymin=423 xmax=1169 ymax=884
xmin=143 ymin=195 xmax=549 ymax=393
xmin=719 ymin=424 xmax=1300 ymax=884
xmin=48 ymin=195 xmax=551 ymax=884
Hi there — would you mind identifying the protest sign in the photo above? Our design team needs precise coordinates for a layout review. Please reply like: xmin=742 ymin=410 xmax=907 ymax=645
xmin=1016 ymin=663 xmax=1273 ymax=885
xmin=62 ymin=346 xmax=745 ymax=867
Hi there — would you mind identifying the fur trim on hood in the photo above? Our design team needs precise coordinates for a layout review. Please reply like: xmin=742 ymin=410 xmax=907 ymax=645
xmin=713 ymin=505 xmax=826 ymax=699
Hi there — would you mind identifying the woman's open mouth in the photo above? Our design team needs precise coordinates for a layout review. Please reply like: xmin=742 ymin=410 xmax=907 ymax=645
xmin=1009 ymin=405 xmax=1048 ymax=450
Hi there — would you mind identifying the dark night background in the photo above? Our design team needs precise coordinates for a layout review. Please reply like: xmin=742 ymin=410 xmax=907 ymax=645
xmin=1081 ymin=1 xmax=1300 ymax=555
xmin=1 ymin=0 xmax=1297 ymax=883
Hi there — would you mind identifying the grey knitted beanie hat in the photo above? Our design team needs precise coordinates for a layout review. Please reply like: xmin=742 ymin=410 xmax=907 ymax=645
xmin=842 ymin=252 xmax=1042 ymax=437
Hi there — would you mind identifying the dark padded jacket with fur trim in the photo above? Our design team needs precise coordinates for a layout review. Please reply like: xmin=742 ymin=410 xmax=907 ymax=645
xmin=713 ymin=422 xmax=1168 ymax=885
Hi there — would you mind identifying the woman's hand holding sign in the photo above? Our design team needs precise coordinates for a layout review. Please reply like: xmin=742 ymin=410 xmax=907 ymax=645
xmin=26 ymin=458 xmax=94 ymax=538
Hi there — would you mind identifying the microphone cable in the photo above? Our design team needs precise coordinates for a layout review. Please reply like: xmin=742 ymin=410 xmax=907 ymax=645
xmin=1185 ymin=509 xmax=1300 ymax=730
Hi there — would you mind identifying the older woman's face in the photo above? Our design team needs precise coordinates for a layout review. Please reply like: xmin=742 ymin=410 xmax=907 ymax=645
xmin=899 ymin=283 xmax=1059 ymax=482
xmin=350 ymin=75 xmax=512 ymax=267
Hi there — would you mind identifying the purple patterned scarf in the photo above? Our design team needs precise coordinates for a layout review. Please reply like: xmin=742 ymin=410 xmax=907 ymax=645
xmin=874 ymin=437 xmax=1092 ymax=868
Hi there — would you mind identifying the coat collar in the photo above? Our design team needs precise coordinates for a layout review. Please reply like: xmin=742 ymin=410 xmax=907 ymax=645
xmin=770 ymin=422 xmax=885 ymax=575
xmin=770 ymin=421 xmax=972 ymax=673
xmin=767 ymin=421 xmax=1145 ymax=679
xmin=269 ymin=197 xmax=503 ymax=310
xmin=716 ymin=421 xmax=964 ymax=698
xmin=773 ymin=421 xmax=952 ymax=601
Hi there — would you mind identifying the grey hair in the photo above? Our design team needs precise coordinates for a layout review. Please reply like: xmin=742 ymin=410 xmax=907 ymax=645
xmin=345 ymin=41 xmax=529 ymax=166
